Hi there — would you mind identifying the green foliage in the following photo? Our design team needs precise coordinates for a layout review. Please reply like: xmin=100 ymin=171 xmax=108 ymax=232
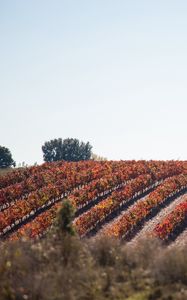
xmin=42 ymin=138 xmax=92 ymax=162
xmin=56 ymin=200 xmax=76 ymax=236
xmin=62 ymin=138 xmax=92 ymax=161
xmin=0 ymin=146 xmax=15 ymax=168
xmin=42 ymin=138 xmax=63 ymax=162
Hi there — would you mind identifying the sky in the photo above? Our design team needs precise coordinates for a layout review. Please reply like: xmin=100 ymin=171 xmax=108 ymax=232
xmin=0 ymin=0 xmax=187 ymax=165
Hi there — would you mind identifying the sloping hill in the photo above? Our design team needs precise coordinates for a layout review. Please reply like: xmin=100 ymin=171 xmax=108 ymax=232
xmin=0 ymin=160 xmax=186 ymax=245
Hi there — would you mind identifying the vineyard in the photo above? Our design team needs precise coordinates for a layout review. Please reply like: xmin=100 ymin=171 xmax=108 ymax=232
xmin=0 ymin=160 xmax=187 ymax=245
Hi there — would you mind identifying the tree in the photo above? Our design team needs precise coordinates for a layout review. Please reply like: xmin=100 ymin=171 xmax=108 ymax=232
xmin=42 ymin=138 xmax=92 ymax=162
xmin=62 ymin=138 xmax=92 ymax=161
xmin=56 ymin=200 xmax=76 ymax=236
xmin=0 ymin=146 xmax=15 ymax=168
xmin=42 ymin=138 xmax=63 ymax=162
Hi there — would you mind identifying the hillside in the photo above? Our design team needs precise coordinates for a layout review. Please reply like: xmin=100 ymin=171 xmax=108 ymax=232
xmin=0 ymin=160 xmax=186 ymax=245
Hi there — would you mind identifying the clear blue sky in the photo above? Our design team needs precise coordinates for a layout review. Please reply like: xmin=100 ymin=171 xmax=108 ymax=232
xmin=0 ymin=0 xmax=187 ymax=165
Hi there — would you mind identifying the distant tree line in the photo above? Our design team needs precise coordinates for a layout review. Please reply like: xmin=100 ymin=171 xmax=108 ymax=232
xmin=0 ymin=138 xmax=107 ymax=169
xmin=42 ymin=138 xmax=93 ymax=162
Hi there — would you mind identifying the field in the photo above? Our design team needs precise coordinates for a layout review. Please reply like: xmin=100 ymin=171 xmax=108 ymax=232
xmin=0 ymin=160 xmax=186 ymax=245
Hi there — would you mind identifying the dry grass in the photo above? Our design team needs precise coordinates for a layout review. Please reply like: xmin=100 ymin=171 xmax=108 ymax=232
xmin=0 ymin=233 xmax=187 ymax=300
xmin=0 ymin=168 xmax=14 ymax=176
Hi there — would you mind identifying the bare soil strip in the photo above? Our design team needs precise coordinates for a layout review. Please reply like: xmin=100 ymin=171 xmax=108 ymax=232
xmin=96 ymin=194 xmax=149 ymax=239
xmin=170 ymin=227 xmax=187 ymax=248
xmin=128 ymin=193 xmax=187 ymax=246
xmin=82 ymin=181 xmax=163 ymax=238
xmin=96 ymin=189 xmax=187 ymax=241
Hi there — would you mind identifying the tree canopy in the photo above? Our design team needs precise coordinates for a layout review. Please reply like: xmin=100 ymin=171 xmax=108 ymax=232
xmin=42 ymin=138 xmax=92 ymax=162
xmin=0 ymin=146 xmax=15 ymax=168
